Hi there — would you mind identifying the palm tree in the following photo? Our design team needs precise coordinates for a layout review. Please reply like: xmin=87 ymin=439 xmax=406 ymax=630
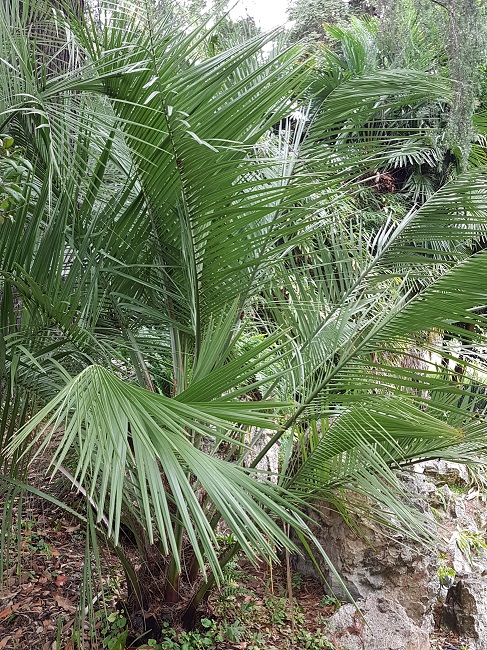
xmin=2 ymin=0 xmax=487 ymax=641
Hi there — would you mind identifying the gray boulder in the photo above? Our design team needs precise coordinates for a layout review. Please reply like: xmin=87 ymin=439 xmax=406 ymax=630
xmin=442 ymin=579 xmax=487 ymax=650
xmin=326 ymin=594 xmax=430 ymax=650
xmin=295 ymin=473 xmax=438 ymax=628
xmin=418 ymin=460 xmax=470 ymax=487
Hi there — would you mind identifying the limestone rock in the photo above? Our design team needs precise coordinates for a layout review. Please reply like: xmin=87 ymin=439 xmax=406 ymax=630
xmin=451 ymin=496 xmax=466 ymax=520
xmin=295 ymin=472 xmax=438 ymax=628
xmin=419 ymin=460 xmax=470 ymax=487
xmin=428 ymin=483 xmax=452 ymax=510
xmin=442 ymin=578 xmax=487 ymax=650
xmin=446 ymin=529 xmax=487 ymax=578
xmin=243 ymin=428 xmax=279 ymax=483
xmin=326 ymin=594 xmax=430 ymax=650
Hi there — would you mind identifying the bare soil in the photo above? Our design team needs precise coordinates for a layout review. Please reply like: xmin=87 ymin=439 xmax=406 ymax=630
xmin=0 ymin=489 xmax=462 ymax=650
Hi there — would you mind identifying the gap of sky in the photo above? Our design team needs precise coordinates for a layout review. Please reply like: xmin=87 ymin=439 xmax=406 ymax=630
xmin=228 ymin=0 xmax=291 ymax=31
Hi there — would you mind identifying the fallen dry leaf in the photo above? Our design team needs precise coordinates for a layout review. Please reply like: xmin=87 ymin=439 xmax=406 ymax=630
xmin=0 ymin=603 xmax=19 ymax=620
xmin=55 ymin=575 xmax=67 ymax=587
xmin=0 ymin=637 xmax=11 ymax=649
xmin=53 ymin=594 xmax=76 ymax=612
xmin=65 ymin=525 xmax=80 ymax=533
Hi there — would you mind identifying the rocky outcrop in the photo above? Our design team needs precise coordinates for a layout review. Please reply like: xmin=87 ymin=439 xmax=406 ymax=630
xmin=295 ymin=473 xmax=438 ymax=630
xmin=243 ymin=428 xmax=279 ymax=482
xmin=326 ymin=594 xmax=430 ymax=650
xmin=439 ymin=579 xmax=487 ymax=650
xmin=419 ymin=462 xmax=487 ymax=648
xmin=417 ymin=460 xmax=470 ymax=487
xmin=295 ymin=460 xmax=487 ymax=649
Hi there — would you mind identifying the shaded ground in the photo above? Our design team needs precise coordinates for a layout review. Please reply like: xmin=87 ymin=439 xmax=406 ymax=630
xmin=0 ymin=491 xmax=124 ymax=649
xmin=0 ymin=489 xmax=467 ymax=649
xmin=0 ymin=485 xmax=332 ymax=649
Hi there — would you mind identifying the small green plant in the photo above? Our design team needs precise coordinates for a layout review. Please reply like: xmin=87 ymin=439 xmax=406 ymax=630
xmin=246 ymin=633 xmax=265 ymax=650
xmin=320 ymin=594 xmax=342 ymax=611
xmin=221 ymin=618 xmax=245 ymax=643
xmin=217 ymin=557 xmax=246 ymax=601
xmin=98 ymin=611 xmax=128 ymax=650
xmin=449 ymin=484 xmax=469 ymax=496
xmin=140 ymin=619 xmax=223 ymax=649
xmin=437 ymin=562 xmax=456 ymax=587
xmin=264 ymin=594 xmax=305 ymax=627
xmin=20 ymin=524 xmax=53 ymax=556
xmin=292 ymin=629 xmax=336 ymax=649
xmin=291 ymin=571 xmax=303 ymax=591
xmin=430 ymin=506 xmax=445 ymax=521
xmin=264 ymin=594 xmax=289 ymax=626
xmin=29 ymin=535 xmax=53 ymax=555
xmin=215 ymin=556 xmax=255 ymax=622
xmin=456 ymin=528 xmax=487 ymax=566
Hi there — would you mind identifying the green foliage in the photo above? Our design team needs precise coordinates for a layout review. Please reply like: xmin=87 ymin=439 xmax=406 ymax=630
xmin=456 ymin=528 xmax=487 ymax=566
xmin=320 ymin=594 xmax=342 ymax=611
xmin=98 ymin=611 xmax=129 ymax=650
xmin=0 ymin=135 xmax=30 ymax=223
xmin=264 ymin=594 xmax=294 ymax=626
xmin=214 ymin=556 xmax=256 ymax=617
xmin=3 ymin=0 xmax=487 ymax=641
xmin=437 ymin=560 xmax=456 ymax=587
xmin=286 ymin=0 xmax=378 ymax=43
xmin=378 ymin=0 xmax=487 ymax=165
xmin=443 ymin=0 xmax=487 ymax=162
xmin=134 ymin=618 xmax=337 ymax=650
xmin=287 ymin=0 xmax=349 ymax=42
xmin=292 ymin=629 xmax=337 ymax=649
xmin=291 ymin=571 xmax=304 ymax=590
xmin=157 ymin=620 xmax=222 ymax=649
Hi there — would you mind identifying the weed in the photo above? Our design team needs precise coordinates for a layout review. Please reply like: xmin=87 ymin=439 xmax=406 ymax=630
xmin=98 ymin=610 xmax=128 ymax=650
xmin=138 ymin=619 xmax=222 ymax=649
xmin=449 ymin=484 xmax=468 ymax=496
xmin=437 ymin=562 xmax=455 ymax=587
xmin=456 ymin=528 xmax=487 ymax=566
xmin=291 ymin=571 xmax=303 ymax=591
xmin=24 ymin=533 xmax=52 ymax=555
xmin=293 ymin=629 xmax=337 ymax=649
xmin=320 ymin=594 xmax=342 ymax=611
xmin=263 ymin=594 xmax=305 ymax=627
xmin=430 ymin=506 xmax=445 ymax=521
xmin=264 ymin=594 xmax=289 ymax=625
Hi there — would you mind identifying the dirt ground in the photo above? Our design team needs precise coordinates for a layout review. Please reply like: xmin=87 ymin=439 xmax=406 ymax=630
xmin=0 ymin=489 xmax=463 ymax=650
